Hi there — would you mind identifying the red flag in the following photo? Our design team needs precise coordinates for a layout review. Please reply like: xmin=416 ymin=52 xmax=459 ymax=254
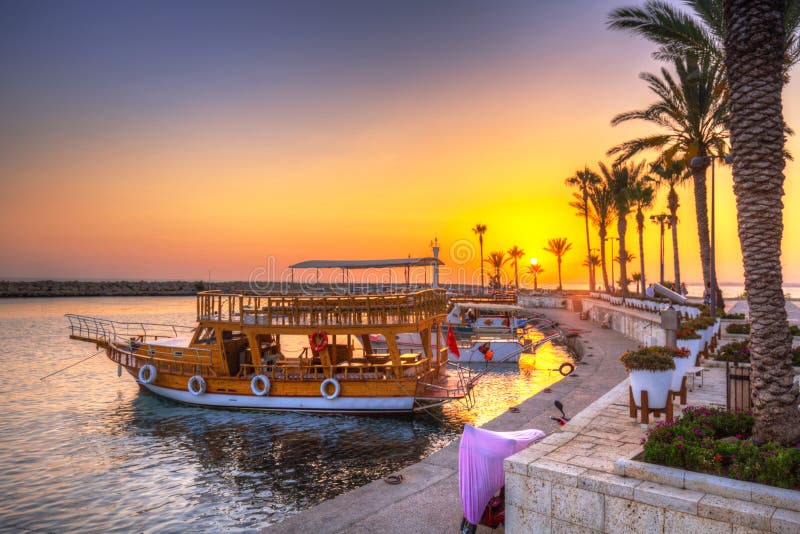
xmin=446 ymin=326 xmax=460 ymax=358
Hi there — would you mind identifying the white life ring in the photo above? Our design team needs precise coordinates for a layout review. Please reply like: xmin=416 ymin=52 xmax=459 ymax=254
xmin=138 ymin=364 xmax=157 ymax=384
xmin=320 ymin=377 xmax=341 ymax=400
xmin=187 ymin=375 xmax=206 ymax=396
xmin=250 ymin=374 xmax=271 ymax=396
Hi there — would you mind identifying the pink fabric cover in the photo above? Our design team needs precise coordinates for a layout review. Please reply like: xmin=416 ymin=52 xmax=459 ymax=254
xmin=458 ymin=424 xmax=545 ymax=525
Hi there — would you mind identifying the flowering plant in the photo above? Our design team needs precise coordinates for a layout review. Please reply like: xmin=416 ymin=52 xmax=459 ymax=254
xmin=642 ymin=406 xmax=800 ymax=490
xmin=620 ymin=346 xmax=677 ymax=371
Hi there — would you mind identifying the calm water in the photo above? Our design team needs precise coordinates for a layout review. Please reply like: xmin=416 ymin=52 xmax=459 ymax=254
xmin=0 ymin=297 xmax=570 ymax=532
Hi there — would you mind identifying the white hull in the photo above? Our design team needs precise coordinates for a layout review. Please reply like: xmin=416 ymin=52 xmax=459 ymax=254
xmin=450 ymin=340 xmax=528 ymax=363
xmin=142 ymin=383 xmax=415 ymax=413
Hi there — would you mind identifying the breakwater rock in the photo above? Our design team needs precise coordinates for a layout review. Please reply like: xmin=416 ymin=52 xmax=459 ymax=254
xmin=0 ymin=280 xmax=241 ymax=298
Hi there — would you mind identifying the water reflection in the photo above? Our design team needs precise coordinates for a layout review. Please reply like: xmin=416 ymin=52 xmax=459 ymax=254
xmin=0 ymin=297 xmax=570 ymax=531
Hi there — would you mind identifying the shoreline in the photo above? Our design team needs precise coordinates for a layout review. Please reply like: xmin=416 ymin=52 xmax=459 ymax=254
xmin=264 ymin=307 xmax=635 ymax=532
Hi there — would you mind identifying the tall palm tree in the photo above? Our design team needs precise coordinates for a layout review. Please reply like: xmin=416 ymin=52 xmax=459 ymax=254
xmin=507 ymin=246 xmax=525 ymax=290
xmin=526 ymin=264 xmax=544 ymax=290
xmin=723 ymin=0 xmax=800 ymax=445
xmin=484 ymin=250 xmax=508 ymax=289
xmin=608 ymin=54 xmax=728 ymax=290
xmin=608 ymin=0 xmax=800 ymax=78
xmin=566 ymin=167 xmax=602 ymax=291
xmin=582 ymin=253 xmax=601 ymax=291
xmin=649 ymin=160 xmax=691 ymax=290
xmin=599 ymin=161 xmax=647 ymax=296
xmin=587 ymin=182 xmax=615 ymax=292
xmin=544 ymin=238 xmax=573 ymax=290
xmin=472 ymin=224 xmax=487 ymax=291
xmin=628 ymin=177 xmax=655 ymax=296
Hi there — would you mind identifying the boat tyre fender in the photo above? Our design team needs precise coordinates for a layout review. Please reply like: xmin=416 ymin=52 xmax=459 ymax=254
xmin=188 ymin=375 xmax=206 ymax=396
xmin=559 ymin=363 xmax=575 ymax=376
xmin=250 ymin=374 xmax=271 ymax=396
xmin=138 ymin=364 xmax=157 ymax=384
xmin=309 ymin=330 xmax=329 ymax=352
xmin=320 ymin=377 xmax=341 ymax=400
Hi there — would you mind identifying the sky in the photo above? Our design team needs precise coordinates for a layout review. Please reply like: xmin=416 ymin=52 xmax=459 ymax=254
xmin=1 ymin=0 xmax=799 ymax=287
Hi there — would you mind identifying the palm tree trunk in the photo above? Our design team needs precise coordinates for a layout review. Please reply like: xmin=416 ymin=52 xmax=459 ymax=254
xmin=637 ymin=208 xmax=646 ymax=296
xmin=617 ymin=216 xmax=629 ymax=296
xmin=724 ymin=0 xmax=800 ymax=445
xmin=514 ymin=258 xmax=519 ymax=290
xmin=689 ymin=161 xmax=712 ymax=288
xmin=479 ymin=237 xmax=484 ymax=291
xmin=668 ymin=186 xmax=681 ymax=290
xmin=599 ymin=229 xmax=610 ymax=291
xmin=557 ymin=257 xmax=563 ymax=290
xmin=583 ymin=192 xmax=594 ymax=291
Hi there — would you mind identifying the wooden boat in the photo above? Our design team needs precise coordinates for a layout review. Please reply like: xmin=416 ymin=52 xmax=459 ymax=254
xmin=66 ymin=288 xmax=473 ymax=414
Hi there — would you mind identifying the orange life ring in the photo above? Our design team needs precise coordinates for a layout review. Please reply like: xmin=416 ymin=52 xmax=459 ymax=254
xmin=309 ymin=330 xmax=329 ymax=352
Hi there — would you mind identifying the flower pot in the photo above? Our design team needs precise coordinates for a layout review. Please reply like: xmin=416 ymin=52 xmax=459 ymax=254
xmin=677 ymin=338 xmax=702 ymax=360
xmin=629 ymin=369 xmax=673 ymax=409
xmin=670 ymin=356 xmax=694 ymax=392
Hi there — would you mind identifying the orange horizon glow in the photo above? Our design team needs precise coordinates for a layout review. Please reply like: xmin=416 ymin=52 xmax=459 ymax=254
xmin=2 ymin=3 xmax=799 ymax=287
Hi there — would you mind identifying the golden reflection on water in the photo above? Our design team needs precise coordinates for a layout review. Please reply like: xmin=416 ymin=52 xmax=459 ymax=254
xmin=0 ymin=296 xmax=573 ymax=531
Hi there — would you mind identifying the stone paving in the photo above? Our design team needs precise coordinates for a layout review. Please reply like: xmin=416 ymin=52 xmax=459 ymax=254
xmin=265 ymin=307 xmax=634 ymax=533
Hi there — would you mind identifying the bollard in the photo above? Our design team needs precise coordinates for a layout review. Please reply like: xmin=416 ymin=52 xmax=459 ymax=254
xmin=661 ymin=304 xmax=679 ymax=348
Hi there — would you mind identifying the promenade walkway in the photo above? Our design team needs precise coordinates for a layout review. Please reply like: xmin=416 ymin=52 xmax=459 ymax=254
xmin=266 ymin=308 xmax=634 ymax=533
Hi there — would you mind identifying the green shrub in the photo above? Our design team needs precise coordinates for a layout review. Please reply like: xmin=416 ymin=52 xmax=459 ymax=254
xmin=721 ymin=313 xmax=746 ymax=319
xmin=726 ymin=323 xmax=750 ymax=334
xmin=713 ymin=340 xmax=750 ymax=363
xmin=620 ymin=346 xmax=678 ymax=371
xmin=642 ymin=407 xmax=800 ymax=490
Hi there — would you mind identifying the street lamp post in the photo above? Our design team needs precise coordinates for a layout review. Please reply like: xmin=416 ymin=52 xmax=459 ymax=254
xmin=650 ymin=213 xmax=671 ymax=286
xmin=690 ymin=154 xmax=732 ymax=317
xmin=609 ymin=237 xmax=619 ymax=293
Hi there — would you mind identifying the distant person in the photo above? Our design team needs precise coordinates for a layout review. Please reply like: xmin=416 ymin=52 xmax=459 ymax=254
xmin=645 ymin=284 xmax=655 ymax=298
xmin=680 ymin=282 xmax=688 ymax=297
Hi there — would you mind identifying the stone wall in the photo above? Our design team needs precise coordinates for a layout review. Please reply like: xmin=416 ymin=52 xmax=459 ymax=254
xmin=582 ymin=298 xmax=666 ymax=347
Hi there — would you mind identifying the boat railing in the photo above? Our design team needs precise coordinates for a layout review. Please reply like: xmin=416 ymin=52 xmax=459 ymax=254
xmin=196 ymin=288 xmax=448 ymax=327
xmin=108 ymin=342 xmax=216 ymax=377
xmin=236 ymin=357 xmax=430 ymax=381
xmin=66 ymin=313 xmax=195 ymax=345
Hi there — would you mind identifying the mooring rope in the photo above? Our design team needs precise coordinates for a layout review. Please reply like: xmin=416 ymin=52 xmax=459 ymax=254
xmin=40 ymin=349 xmax=104 ymax=380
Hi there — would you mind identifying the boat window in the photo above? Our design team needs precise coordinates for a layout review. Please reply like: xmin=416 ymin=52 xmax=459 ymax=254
xmin=195 ymin=327 xmax=217 ymax=345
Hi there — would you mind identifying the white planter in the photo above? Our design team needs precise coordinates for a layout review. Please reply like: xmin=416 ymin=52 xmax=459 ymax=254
xmin=677 ymin=338 xmax=702 ymax=360
xmin=629 ymin=369 xmax=673 ymax=409
xmin=670 ymin=356 xmax=694 ymax=391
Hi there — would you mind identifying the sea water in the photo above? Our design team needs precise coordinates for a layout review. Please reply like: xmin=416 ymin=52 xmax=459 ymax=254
xmin=0 ymin=297 xmax=570 ymax=532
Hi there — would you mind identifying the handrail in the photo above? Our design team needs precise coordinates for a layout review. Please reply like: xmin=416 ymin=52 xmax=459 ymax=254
xmin=196 ymin=288 xmax=448 ymax=326
xmin=66 ymin=313 xmax=195 ymax=344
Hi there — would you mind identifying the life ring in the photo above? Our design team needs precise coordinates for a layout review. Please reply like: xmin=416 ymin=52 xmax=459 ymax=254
xmin=250 ymin=374 xmax=271 ymax=396
xmin=320 ymin=377 xmax=341 ymax=400
xmin=138 ymin=364 xmax=157 ymax=384
xmin=187 ymin=375 xmax=206 ymax=396
xmin=559 ymin=363 xmax=575 ymax=376
xmin=309 ymin=330 xmax=329 ymax=352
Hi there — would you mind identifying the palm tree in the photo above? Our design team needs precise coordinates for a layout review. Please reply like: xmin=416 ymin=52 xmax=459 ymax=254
xmin=582 ymin=253 xmax=601 ymax=291
xmin=507 ymin=246 xmax=525 ymax=290
xmin=587 ymin=182 xmax=615 ymax=292
xmin=608 ymin=54 xmax=727 ymax=290
xmin=544 ymin=238 xmax=573 ymax=290
xmin=472 ymin=224 xmax=487 ymax=291
xmin=566 ymin=167 xmax=602 ymax=291
xmin=628 ymin=177 xmax=655 ymax=296
xmin=649 ymin=160 xmax=691 ymax=290
xmin=631 ymin=272 xmax=643 ymax=294
xmin=723 ymin=0 xmax=800 ymax=444
xmin=607 ymin=1 xmax=800 ymax=78
xmin=599 ymin=161 xmax=647 ymax=296
xmin=484 ymin=251 xmax=508 ymax=289
xmin=526 ymin=264 xmax=544 ymax=290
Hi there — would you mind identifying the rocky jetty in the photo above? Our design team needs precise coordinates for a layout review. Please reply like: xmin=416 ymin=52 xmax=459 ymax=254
xmin=0 ymin=280 xmax=234 ymax=297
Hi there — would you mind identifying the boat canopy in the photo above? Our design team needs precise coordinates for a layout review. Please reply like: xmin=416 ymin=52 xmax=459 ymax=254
xmin=451 ymin=302 xmax=526 ymax=314
xmin=289 ymin=258 xmax=444 ymax=269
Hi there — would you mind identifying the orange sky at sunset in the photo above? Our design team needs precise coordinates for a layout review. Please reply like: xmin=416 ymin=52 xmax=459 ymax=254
xmin=2 ymin=1 xmax=799 ymax=288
